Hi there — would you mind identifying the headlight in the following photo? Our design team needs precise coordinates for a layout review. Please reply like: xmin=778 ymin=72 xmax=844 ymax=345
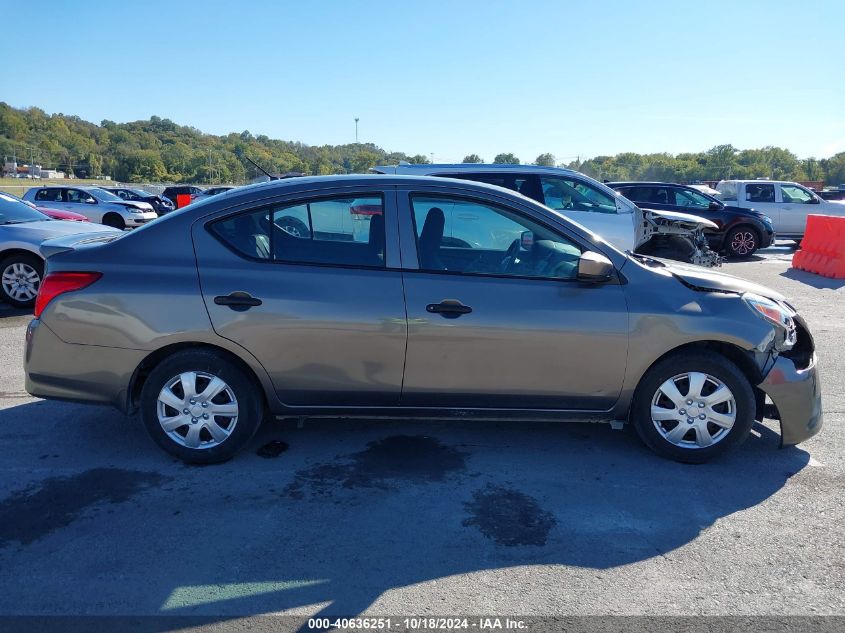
xmin=128 ymin=208 xmax=145 ymax=214
xmin=743 ymin=293 xmax=797 ymax=347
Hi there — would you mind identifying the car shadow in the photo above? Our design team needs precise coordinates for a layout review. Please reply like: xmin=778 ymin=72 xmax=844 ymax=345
xmin=0 ymin=305 xmax=32 ymax=319
xmin=780 ymin=267 xmax=845 ymax=289
xmin=0 ymin=401 xmax=810 ymax=629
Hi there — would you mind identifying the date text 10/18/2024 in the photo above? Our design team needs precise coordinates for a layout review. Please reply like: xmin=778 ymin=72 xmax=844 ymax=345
xmin=307 ymin=617 xmax=528 ymax=630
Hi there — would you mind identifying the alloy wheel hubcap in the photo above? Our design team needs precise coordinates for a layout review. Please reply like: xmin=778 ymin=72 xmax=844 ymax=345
xmin=1 ymin=263 xmax=40 ymax=301
xmin=156 ymin=371 xmax=238 ymax=449
xmin=731 ymin=231 xmax=756 ymax=255
xmin=281 ymin=224 xmax=302 ymax=237
xmin=650 ymin=372 xmax=736 ymax=449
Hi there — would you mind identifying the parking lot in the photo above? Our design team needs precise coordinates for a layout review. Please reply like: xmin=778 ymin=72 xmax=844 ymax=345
xmin=0 ymin=242 xmax=842 ymax=628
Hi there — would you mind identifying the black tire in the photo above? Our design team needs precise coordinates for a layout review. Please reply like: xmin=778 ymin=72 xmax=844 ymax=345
xmin=139 ymin=349 xmax=264 ymax=464
xmin=0 ymin=253 xmax=44 ymax=308
xmin=630 ymin=351 xmax=755 ymax=463
xmin=277 ymin=216 xmax=309 ymax=238
xmin=102 ymin=213 xmax=125 ymax=230
xmin=724 ymin=226 xmax=760 ymax=258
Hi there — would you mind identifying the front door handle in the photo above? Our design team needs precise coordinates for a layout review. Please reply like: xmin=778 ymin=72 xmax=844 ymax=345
xmin=214 ymin=291 xmax=263 ymax=311
xmin=426 ymin=299 xmax=472 ymax=319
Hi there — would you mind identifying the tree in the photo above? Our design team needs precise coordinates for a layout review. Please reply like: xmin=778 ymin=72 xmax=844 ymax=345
xmin=350 ymin=150 xmax=379 ymax=173
xmin=462 ymin=154 xmax=483 ymax=163
xmin=493 ymin=153 xmax=520 ymax=165
xmin=534 ymin=153 xmax=555 ymax=167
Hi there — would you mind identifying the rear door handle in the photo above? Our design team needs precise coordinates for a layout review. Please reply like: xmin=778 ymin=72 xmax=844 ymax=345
xmin=214 ymin=292 xmax=263 ymax=311
xmin=426 ymin=299 xmax=472 ymax=319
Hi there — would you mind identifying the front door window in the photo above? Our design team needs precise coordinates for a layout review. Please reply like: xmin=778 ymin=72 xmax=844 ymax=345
xmin=411 ymin=195 xmax=582 ymax=280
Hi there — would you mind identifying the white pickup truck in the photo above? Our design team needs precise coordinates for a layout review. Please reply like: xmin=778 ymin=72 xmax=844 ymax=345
xmin=715 ymin=180 xmax=845 ymax=241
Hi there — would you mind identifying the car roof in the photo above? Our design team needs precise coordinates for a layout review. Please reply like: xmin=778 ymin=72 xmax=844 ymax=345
xmin=185 ymin=173 xmax=538 ymax=205
xmin=718 ymin=180 xmax=798 ymax=185
xmin=606 ymin=181 xmax=693 ymax=187
xmin=31 ymin=184 xmax=101 ymax=191
xmin=372 ymin=163 xmax=582 ymax=177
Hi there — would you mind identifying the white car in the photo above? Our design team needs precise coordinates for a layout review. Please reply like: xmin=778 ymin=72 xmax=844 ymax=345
xmin=22 ymin=186 xmax=157 ymax=230
xmin=715 ymin=180 xmax=845 ymax=241
xmin=0 ymin=192 xmax=120 ymax=307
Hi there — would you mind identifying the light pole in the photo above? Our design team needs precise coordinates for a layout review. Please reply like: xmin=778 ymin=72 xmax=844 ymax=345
xmin=354 ymin=118 xmax=359 ymax=144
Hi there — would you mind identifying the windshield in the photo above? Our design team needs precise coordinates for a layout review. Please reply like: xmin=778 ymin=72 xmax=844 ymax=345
xmin=0 ymin=193 xmax=49 ymax=224
xmin=91 ymin=188 xmax=124 ymax=202
xmin=129 ymin=189 xmax=151 ymax=198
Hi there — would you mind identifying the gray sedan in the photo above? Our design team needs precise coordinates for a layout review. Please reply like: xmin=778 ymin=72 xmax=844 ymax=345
xmin=24 ymin=175 xmax=822 ymax=463
xmin=0 ymin=193 xmax=119 ymax=307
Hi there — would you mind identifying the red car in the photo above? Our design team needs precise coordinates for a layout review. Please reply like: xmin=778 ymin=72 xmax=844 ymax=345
xmin=9 ymin=193 xmax=89 ymax=222
xmin=36 ymin=206 xmax=90 ymax=222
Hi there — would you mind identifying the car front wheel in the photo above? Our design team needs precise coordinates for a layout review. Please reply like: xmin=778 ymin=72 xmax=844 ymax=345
xmin=0 ymin=253 xmax=43 ymax=308
xmin=140 ymin=350 xmax=264 ymax=463
xmin=102 ymin=213 xmax=126 ymax=230
xmin=725 ymin=226 xmax=759 ymax=258
xmin=630 ymin=351 xmax=755 ymax=463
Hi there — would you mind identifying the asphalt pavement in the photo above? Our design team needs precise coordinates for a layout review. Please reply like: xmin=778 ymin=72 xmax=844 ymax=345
xmin=0 ymin=242 xmax=842 ymax=631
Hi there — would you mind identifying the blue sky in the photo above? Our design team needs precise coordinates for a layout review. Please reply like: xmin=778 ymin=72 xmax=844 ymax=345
xmin=3 ymin=0 xmax=844 ymax=162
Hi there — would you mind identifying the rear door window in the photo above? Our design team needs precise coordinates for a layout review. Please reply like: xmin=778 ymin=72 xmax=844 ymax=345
xmin=35 ymin=189 xmax=64 ymax=203
xmin=746 ymin=184 xmax=776 ymax=203
xmin=210 ymin=195 xmax=386 ymax=268
xmin=432 ymin=172 xmax=543 ymax=202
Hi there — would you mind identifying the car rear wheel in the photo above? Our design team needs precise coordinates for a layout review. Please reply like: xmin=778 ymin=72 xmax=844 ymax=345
xmin=630 ymin=351 xmax=755 ymax=463
xmin=103 ymin=213 xmax=125 ymax=230
xmin=0 ymin=253 xmax=43 ymax=308
xmin=140 ymin=350 xmax=264 ymax=463
xmin=725 ymin=226 xmax=759 ymax=258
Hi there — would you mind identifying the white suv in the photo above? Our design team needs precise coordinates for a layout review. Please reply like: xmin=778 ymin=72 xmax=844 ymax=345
xmin=23 ymin=186 xmax=157 ymax=230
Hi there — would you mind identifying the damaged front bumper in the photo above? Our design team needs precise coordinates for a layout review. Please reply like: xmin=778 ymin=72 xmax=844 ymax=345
xmin=758 ymin=353 xmax=823 ymax=446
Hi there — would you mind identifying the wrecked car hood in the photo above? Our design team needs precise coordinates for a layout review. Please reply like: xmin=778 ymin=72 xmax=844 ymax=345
xmin=661 ymin=260 xmax=787 ymax=300
xmin=642 ymin=207 xmax=719 ymax=230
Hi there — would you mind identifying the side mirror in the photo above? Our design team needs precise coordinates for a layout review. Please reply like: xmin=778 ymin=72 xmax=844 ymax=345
xmin=85 ymin=197 xmax=97 ymax=204
xmin=708 ymin=200 xmax=722 ymax=210
xmin=577 ymin=251 xmax=614 ymax=282
xmin=809 ymin=197 xmax=820 ymax=204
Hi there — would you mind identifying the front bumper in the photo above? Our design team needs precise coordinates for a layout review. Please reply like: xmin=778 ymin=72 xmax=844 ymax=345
xmin=125 ymin=213 xmax=158 ymax=227
xmin=760 ymin=228 xmax=776 ymax=248
xmin=758 ymin=353 xmax=823 ymax=446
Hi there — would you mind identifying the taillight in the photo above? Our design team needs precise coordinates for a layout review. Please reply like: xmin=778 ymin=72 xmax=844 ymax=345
xmin=34 ymin=272 xmax=102 ymax=318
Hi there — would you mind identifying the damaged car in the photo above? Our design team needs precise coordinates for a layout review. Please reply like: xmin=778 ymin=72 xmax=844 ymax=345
xmin=372 ymin=163 xmax=722 ymax=267
xmin=25 ymin=175 xmax=820 ymax=464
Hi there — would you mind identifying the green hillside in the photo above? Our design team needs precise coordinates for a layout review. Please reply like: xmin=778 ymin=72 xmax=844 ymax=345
xmin=1 ymin=102 xmax=844 ymax=185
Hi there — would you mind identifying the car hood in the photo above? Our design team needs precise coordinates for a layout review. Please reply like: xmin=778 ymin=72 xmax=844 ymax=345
xmin=2 ymin=220 xmax=120 ymax=241
xmin=644 ymin=208 xmax=719 ymax=230
xmin=116 ymin=201 xmax=155 ymax=212
xmin=659 ymin=259 xmax=786 ymax=301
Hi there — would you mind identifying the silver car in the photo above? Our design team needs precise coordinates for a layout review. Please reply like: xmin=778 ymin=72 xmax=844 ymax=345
xmin=22 ymin=185 xmax=158 ymax=229
xmin=25 ymin=175 xmax=821 ymax=464
xmin=0 ymin=192 xmax=120 ymax=307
